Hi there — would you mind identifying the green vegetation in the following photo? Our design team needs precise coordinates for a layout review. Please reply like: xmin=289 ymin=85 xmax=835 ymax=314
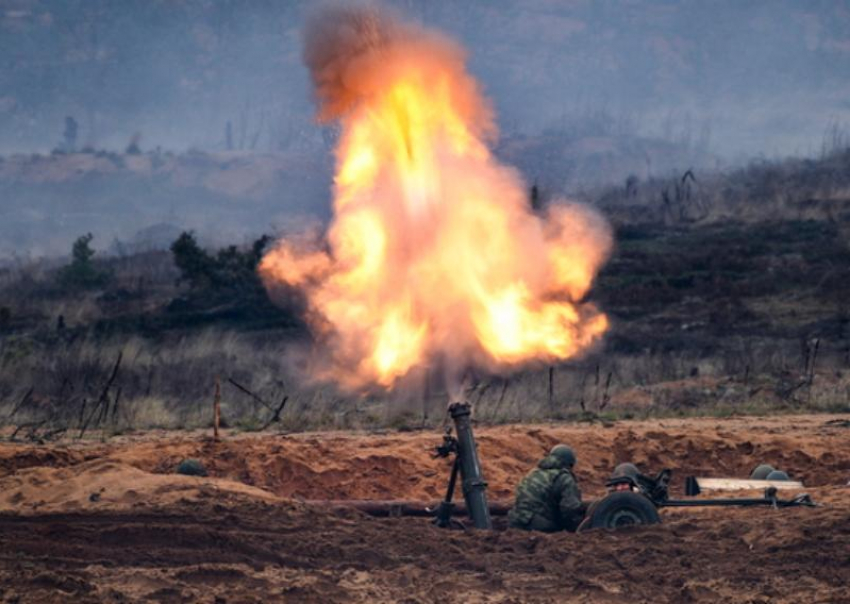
xmin=171 ymin=232 xmax=270 ymax=294
xmin=166 ymin=232 xmax=293 ymax=331
xmin=57 ymin=234 xmax=111 ymax=290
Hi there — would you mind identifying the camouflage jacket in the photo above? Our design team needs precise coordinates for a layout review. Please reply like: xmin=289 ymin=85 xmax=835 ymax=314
xmin=507 ymin=454 xmax=583 ymax=532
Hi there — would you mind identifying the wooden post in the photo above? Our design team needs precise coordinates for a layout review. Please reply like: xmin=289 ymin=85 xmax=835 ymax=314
xmin=422 ymin=367 xmax=430 ymax=426
xmin=213 ymin=376 xmax=221 ymax=441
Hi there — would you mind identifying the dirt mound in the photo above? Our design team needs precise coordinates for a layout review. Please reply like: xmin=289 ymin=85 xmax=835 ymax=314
xmin=0 ymin=458 xmax=278 ymax=515
xmin=0 ymin=488 xmax=847 ymax=603
xmin=0 ymin=415 xmax=848 ymax=602
xmin=0 ymin=151 xmax=319 ymax=201
xmin=3 ymin=415 xmax=847 ymax=502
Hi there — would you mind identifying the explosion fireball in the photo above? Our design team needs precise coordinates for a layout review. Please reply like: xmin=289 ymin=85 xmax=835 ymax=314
xmin=261 ymin=6 xmax=613 ymax=390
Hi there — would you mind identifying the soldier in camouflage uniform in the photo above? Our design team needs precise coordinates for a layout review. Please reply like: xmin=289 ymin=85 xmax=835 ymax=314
xmin=508 ymin=444 xmax=584 ymax=532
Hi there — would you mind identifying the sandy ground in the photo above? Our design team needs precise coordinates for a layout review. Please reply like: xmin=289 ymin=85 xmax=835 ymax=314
xmin=0 ymin=414 xmax=848 ymax=603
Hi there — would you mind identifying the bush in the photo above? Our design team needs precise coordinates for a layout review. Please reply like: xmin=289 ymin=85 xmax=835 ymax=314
xmin=57 ymin=234 xmax=111 ymax=290
xmin=170 ymin=231 xmax=270 ymax=295
xmin=170 ymin=232 xmax=217 ymax=290
xmin=167 ymin=232 xmax=293 ymax=329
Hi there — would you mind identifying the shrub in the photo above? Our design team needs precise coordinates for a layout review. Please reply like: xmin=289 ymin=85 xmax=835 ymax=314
xmin=170 ymin=231 xmax=273 ymax=296
xmin=170 ymin=232 xmax=217 ymax=290
xmin=57 ymin=234 xmax=111 ymax=290
xmin=167 ymin=232 xmax=293 ymax=329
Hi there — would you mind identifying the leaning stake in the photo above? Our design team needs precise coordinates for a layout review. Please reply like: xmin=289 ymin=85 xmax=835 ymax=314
xmin=213 ymin=377 xmax=221 ymax=441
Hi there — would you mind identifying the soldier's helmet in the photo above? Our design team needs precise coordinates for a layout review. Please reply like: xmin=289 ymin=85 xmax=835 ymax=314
xmin=176 ymin=458 xmax=208 ymax=477
xmin=611 ymin=462 xmax=640 ymax=480
xmin=750 ymin=464 xmax=775 ymax=480
xmin=549 ymin=444 xmax=576 ymax=468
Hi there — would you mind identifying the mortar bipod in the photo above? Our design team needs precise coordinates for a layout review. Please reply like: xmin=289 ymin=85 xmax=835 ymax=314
xmin=431 ymin=450 xmax=464 ymax=529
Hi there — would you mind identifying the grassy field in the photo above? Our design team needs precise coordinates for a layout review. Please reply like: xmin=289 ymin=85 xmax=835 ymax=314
xmin=1 ymin=151 xmax=850 ymax=437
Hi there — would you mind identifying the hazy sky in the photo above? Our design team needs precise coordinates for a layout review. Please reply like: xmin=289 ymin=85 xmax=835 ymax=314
xmin=1 ymin=0 xmax=850 ymax=258
xmin=1 ymin=0 xmax=849 ymax=160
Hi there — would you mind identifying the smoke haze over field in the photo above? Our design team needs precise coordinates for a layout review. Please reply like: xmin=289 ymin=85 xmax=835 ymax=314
xmin=1 ymin=0 xmax=849 ymax=257
xmin=2 ymin=0 xmax=849 ymax=158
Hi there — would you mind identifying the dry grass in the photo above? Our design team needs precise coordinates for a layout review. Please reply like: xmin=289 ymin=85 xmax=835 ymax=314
xmin=0 ymin=329 xmax=406 ymax=435
xmin=590 ymin=148 xmax=850 ymax=226
xmin=1 ymin=326 xmax=848 ymax=437
xmin=2 ymin=150 xmax=850 ymax=436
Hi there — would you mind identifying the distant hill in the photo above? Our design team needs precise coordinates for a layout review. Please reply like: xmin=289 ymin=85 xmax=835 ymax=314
xmin=2 ymin=142 xmax=847 ymax=259
xmin=0 ymin=149 xmax=331 ymax=257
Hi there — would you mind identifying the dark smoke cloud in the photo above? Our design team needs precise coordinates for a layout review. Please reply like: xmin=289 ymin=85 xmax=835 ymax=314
xmin=303 ymin=4 xmax=395 ymax=122
xmin=301 ymin=4 xmax=494 ymax=138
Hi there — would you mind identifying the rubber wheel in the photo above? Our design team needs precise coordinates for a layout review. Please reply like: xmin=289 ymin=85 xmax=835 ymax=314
xmin=581 ymin=492 xmax=661 ymax=531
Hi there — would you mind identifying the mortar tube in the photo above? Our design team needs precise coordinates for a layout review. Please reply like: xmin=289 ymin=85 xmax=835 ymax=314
xmin=448 ymin=401 xmax=492 ymax=529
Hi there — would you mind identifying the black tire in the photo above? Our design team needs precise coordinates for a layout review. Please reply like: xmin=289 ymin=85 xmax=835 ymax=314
xmin=581 ymin=492 xmax=660 ymax=531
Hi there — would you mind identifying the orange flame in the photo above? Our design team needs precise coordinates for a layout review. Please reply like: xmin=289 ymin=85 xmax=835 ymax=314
xmin=261 ymin=7 xmax=612 ymax=389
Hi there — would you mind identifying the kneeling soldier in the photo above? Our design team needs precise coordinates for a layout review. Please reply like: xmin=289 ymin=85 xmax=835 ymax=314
xmin=508 ymin=444 xmax=584 ymax=532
